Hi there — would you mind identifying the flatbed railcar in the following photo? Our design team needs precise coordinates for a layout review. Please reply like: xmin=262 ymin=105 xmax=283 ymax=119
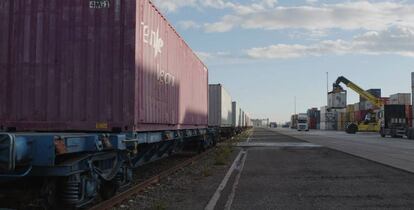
xmin=0 ymin=0 xmax=216 ymax=208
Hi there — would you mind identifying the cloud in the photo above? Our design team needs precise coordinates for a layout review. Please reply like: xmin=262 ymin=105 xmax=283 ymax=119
xmin=306 ymin=0 xmax=318 ymax=4
xmin=288 ymin=29 xmax=329 ymax=41
xmin=196 ymin=51 xmax=233 ymax=62
xmin=178 ymin=20 xmax=201 ymax=30
xmin=196 ymin=51 xmax=214 ymax=61
xmin=246 ymin=26 xmax=414 ymax=59
xmin=204 ymin=1 xmax=414 ymax=32
xmin=196 ymin=51 xmax=252 ymax=65
xmin=152 ymin=0 xmax=277 ymax=13
xmin=204 ymin=15 xmax=240 ymax=32
xmin=152 ymin=0 xmax=196 ymax=12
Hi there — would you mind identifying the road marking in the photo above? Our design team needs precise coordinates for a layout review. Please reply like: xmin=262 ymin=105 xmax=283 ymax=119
xmin=236 ymin=142 xmax=322 ymax=148
xmin=205 ymin=132 xmax=252 ymax=210
xmin=204 ymin=150 xmax=244 ymax=210
xmin=224 ymin=151 xmax=248 ymax=210
xmin=246 ymin=131 xmax=252 ymax=143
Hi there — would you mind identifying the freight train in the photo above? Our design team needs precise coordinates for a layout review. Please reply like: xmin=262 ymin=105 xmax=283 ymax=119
xmin=0 ymin=0 xmax=252 ymax=208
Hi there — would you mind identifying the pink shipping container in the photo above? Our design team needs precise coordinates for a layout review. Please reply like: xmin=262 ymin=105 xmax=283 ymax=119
xmin=0 ymin=0 xmax=208 ymax=132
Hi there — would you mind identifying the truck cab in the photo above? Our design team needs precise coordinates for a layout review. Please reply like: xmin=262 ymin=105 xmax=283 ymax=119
xmin=297 ymin=114 xmax=309 ymax=131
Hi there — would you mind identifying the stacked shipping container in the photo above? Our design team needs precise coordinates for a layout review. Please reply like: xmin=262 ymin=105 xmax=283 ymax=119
xmin=291 ymin=114 xmax=298 ymax=129
xmin=320 ymin=106 xmax=337 ymax=130
xmin=390 ymin=93 xmax=411 ymax=105
xmin=337 ymin=109 xmax=347 ymax=131
xmin=307 ymin=108 xmax=320 ymax=129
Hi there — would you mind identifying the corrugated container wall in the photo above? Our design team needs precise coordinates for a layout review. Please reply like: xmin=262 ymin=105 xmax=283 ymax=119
xmin=307 ymin=108 xmax=319 ymax=129
xmin=240 ymin=110 xmax=245 ymax=127
xmin=337 ymin=109 xmax=347 ymax=131
xmin=320 ymin=106 xmax=337 ymax=130
xmin=0 ymin=0 xmax=208 ymax=132
xmin=389 ymin=93 xmax=411 ymax=105
xmin=328 ymin=92 xmax=347 ymax=109
xmin=238 ymin=108 xmax=243 ymax=127
xmin=208 ymin=84 xmax=233 ymax=127
xmin=412 ymin=72 xmax=414 ymax=126
xmin=291 ymin=114 xmax=298 ymax=129
xmin=232 ymin=102 xmax=240 ymax=127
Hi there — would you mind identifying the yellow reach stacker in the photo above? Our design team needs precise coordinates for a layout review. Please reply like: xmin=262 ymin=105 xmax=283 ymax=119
xmin=329 ymin=76 xmax=384 ymax=134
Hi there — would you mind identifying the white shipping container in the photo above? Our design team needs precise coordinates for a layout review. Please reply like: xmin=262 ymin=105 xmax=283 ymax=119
xmin=328 ymin=92 xmax=347 ymax=109
xmin=232 ymin=102 xmax=241 ymax=127
xmin=320 ymin=106 xmax=337 ymax=122
xmin=389 ymin=93 xmax=411 ymax=105
xmin=209 ymin=84 xmax=233 ymax=127
xmin=320 ymin=122 xmax=336 ymax=130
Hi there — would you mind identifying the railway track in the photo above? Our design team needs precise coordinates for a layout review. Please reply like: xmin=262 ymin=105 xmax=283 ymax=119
xmin=89 ymin=150 xmax=213 ymax=210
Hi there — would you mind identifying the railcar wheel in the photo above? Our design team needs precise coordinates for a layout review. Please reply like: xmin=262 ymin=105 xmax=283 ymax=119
xmin=40 ymin=178 xmax=59 ymax=210
xmin=100 ymin=180 xmax=118 ymax=200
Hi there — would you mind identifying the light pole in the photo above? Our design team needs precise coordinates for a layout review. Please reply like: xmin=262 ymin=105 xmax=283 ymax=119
xmin=326 ymin=72 xmax=329 ymax=105
xmin=294 ymin=96 xmax=297 ymax=115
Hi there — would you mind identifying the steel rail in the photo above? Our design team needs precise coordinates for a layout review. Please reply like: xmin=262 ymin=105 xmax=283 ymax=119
xmin=89 ymin=150 xmax=212 ymax=210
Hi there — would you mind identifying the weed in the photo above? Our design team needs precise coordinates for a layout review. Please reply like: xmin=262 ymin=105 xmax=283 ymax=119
xmin=214 ymin=144 xmax=232 ymax=165
xmin=202 ymin=166 xmax=213 ymax=177
xmin=152 ymin=200 xmax=167 ymax=210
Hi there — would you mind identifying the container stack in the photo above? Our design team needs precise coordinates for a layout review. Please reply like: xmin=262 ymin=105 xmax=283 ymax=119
xmin=346 ymin=105 xmax=355 ymax=123
xmin=307 ymin=108 xmax=319 ymax=130
xmin=320 ymin=106 xmax=337 ymax=130
xmin=355 ymin=110 xmax=369 ymax=122
xmin=291 ymin=114 xmax=298 ymax=129
xmin=337 ymin=109 xmax=347 ymax=131
xmin=360 ymin=89 xmax=381 ymax=102
xmin=389 ymin=93 xmax=411 ymax=105
xmin=381 ymin=97 xmax=390 ymax=105
xmin=406 ymin=105 xmax=413 ymax=127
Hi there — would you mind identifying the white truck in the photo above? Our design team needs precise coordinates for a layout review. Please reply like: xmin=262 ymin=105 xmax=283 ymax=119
xmin=297 ymin=113 xmax=309 ymax=131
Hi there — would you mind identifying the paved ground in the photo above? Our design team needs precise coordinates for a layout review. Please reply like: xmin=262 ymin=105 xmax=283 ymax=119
xmin=275 ymin=128 xmax=414 ymax=173
xmin=207 ymin=128 xmax=414 ymax=210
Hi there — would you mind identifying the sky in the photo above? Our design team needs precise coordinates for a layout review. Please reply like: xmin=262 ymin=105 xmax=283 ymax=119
xmin=152 ymin=0 xmax=414 ymax=123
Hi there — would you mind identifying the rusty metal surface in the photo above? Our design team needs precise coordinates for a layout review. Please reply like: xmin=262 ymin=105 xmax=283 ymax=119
xmin=0 ymin=0 xmax=208 ymax=132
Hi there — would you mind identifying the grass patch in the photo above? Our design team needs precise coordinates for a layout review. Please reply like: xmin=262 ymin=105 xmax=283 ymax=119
xmin=152 ymin=200 xmax=167 ymax=210
xmin=214 ymin=144 xmax=233 ymax=165
xmin=202 ymin=166 xmax=213 ymax=177
xmin=214 ymin=129 xmax=252 ymax=166
xmin=234 ymin=130 xmax=253 ymax=142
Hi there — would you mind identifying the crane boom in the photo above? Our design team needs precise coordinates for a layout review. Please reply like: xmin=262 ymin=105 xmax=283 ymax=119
xmin=332 ymin=76 xmax=384 ymax=108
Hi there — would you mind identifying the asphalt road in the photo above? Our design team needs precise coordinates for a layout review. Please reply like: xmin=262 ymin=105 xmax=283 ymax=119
xmin=209 ymin=128 xmax=414 ymax=210
xmin=275 ymin=128 xmax=414 ymax=173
